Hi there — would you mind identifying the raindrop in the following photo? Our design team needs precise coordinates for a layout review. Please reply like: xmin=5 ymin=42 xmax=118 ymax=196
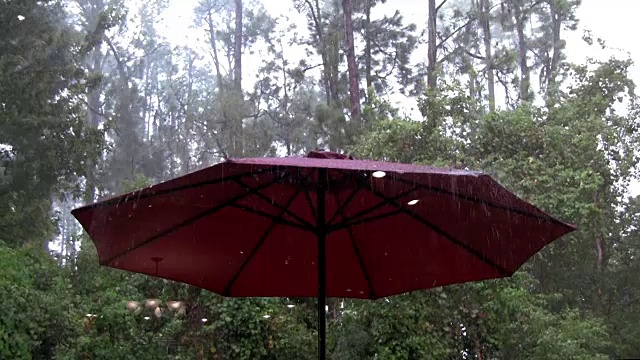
xmin=144 ymin=316 xmax=150 ymax=320
xmin=287 ymin=304 xmax=295 ymax=308
xmin=372 ymin=171 xmax=386 ymax=178
xmin=148 ymin=204 xmax=152 ymax=208
xmin=407 ymin=199 xmax=419 ymax=206
xmin=240 ymin=251 xmax=244 ymax=254
xmin=345 ymin=288 xmax=352 ymax=292
xmin=263 ymin=314 xmax=270 ymax=319
xmin=201 ymin=318 xmax=208 ymax=323
xmin=17 ymin=15 xmax=25 ymax=21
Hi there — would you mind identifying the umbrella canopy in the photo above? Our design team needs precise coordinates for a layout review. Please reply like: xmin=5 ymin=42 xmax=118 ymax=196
xmin=72 ymin=150 xmax=575 ymax=359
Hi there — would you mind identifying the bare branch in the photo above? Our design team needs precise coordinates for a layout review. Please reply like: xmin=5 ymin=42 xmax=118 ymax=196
xmin=436 ymin=0 xmax=448 ymax=13
xmin=191 ymin=119 xmax=229 ymax=160
xmin=300 ymin=63 xmax=324 ymax=72
xmin=464 ymin=49 xmax=486 ymax=60
xmin=437 ymin=17 xmax=475 ymax=49
xmin=440 ymin=0 xmax=507 ymax=51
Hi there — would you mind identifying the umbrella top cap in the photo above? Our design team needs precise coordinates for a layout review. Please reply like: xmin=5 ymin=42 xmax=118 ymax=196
xmin=306 ymin=150 xmax=354 ymax=160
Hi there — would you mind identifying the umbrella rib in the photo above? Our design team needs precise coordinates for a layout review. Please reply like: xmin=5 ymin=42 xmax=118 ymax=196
xmin=232 ymin=178 xmax=315 ymax=229
xmin=391 ymin=177 xmax=561 ymax=225
xmin=303 ymin=188 xmax=318 ymax=221
xmin=350 ymin=175 xmax=511 ymax=276
xmin=347 ymin=228 xmax=377 ymax=298
xmin=296 ymin=168 xmax=317 ymax=220
xmin=73 ymin=166 xmax=280 ymax=212
xmin=228 ymin=204 xmax=314 ymax=231
xmin=100 ymin=172 xmax=291 ymax=266
xmin=326 ymin=186 xmax=361 ymax=227
xmin=223 ymin=187 xmax=304 ymax=296
xmin=330 ymin=189 xmax=377 ymax=298
xmin=329 ymin=187 xmax=419 ymax=230
xmin=329 ymin=210 xmax=403 ymax=232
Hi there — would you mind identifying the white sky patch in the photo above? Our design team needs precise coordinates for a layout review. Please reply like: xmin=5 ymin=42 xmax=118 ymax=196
xmin=158 ymin=0 xmax=640 ymax=114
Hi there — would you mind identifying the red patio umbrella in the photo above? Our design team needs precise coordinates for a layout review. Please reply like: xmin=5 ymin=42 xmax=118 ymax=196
xmin=72 ymin=151 xmax=575 ymax=360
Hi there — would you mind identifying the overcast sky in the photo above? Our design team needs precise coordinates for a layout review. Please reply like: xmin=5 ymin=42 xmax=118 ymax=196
xmin=159 ymin=0 xmax=639 ymax=114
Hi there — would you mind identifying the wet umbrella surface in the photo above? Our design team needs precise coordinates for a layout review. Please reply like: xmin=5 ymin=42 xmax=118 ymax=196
xmin=72 ymin=150 xmax=576 ymax=360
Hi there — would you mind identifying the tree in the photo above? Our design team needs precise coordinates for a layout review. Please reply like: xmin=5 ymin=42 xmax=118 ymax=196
xmin=251 ymin=22 xmax=322 ymax=156
xmin=342 ymin=0 xmax=361 ymax=124
xmin=293 ymin=0 xmax=343 ymax=107
xmin=427 ymin=0 xmax=438 ymax=89
xmin=355 ymin=2 xmax=418 ymax=99
xmin=0 ymin=0 xmax=103 ymax=248
xmin=194 ymin=0 xmax=275 ymax=158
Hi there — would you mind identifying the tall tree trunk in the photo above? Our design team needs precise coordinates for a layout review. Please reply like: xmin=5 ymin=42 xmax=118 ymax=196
xmin=234 ymin=0 xmax=243 ymax=93
xmin=512 ymin=1 xmax=531 ymax=102
xmin=106 ymin=37 xmax=139 ymax=188
xmin=206 ymin=10 xmax=224 ymax=91
xmin=326 ymin=22 xmax=341 ymax=106
xmin=480 ymin=0 xmax=496 ymax=111
xmin=182 ymin=55 xmax=195 ymax=175
xmin=279 ymin=39 xmax=294 ymax=156
xmin=231 ymin=0 xmax=244 ymax=157
xmin=342 ymin=0 xmax=361 ymax=123
xmin=364 ymin=0 xmax=373 ymax=100
xmin=546 ymin=1 xmax=562 ymax=93
xmin=427 ymin=0 xmax=438 ymax=89
xmin=594 ymin=191 xmax=606 ymax=272
xmin=303 ymin=0 xmax=334 ymax=106
xmin=84 ymin=49 xmax=103 ymax=204
xmin=205 ymin=8 xmax=231 ymax=159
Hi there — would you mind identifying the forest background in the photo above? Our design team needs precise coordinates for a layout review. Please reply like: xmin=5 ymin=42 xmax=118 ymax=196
xmin=2 ymin=0 xmax=640 ymax=358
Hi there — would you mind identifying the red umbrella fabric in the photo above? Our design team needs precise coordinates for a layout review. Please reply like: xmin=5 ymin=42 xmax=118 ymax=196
xmin=72 ymin=150 xmax=575 ymax=359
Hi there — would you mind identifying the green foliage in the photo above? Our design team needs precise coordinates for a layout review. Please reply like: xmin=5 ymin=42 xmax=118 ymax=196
xmin=0 ymin=243 xmax=77 ymax=359
xmin=469 ymin=274 xmax=610 ymax=359
xmin=0 ymin=0 xmax=104 ymax=248
xmin=351 ymin=57 xmax=639 ymax=359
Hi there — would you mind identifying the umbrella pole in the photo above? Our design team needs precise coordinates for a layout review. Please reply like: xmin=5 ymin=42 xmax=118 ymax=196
xmin=317 ymin=168 xmax=327 ymax=360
